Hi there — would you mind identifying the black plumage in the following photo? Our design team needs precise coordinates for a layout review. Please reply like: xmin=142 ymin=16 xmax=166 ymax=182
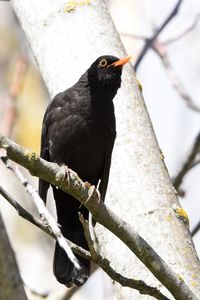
xmin=39 ymin=55 xmax=131 ymax=287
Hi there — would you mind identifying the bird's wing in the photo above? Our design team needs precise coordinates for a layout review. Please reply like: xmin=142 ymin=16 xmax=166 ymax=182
xmin=38 ymin=91 xmax=70 ymax=204
xmin=98 ymin=144 xmax=114 ymax=202
xmin=38 ymin=122 xmax=50 ymax=204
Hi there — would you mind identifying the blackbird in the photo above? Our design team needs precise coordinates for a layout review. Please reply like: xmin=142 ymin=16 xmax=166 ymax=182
xmin=39 ymin=55 xmax=131 ymax=287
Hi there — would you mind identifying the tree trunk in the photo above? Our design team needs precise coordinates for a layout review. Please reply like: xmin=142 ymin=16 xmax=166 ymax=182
xmin=0 ymin=212 xmax=27 ymax=300
xmin=10 ymin=0 xmax=200 ymax=298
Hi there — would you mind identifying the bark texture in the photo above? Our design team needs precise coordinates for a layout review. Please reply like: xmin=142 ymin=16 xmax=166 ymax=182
xmin=0 ymin=212 xmax=27 ymax=300
xmin=10 ymin=0 xmax=200 ymax=298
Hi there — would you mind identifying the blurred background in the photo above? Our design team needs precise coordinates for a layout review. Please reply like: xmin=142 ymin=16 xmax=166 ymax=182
xmin=0 ymin=0 xmax=200 ymax=299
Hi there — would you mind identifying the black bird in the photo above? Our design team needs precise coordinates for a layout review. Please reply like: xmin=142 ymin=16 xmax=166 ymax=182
xmin=39 ymin=55 xmax=131 ymax=287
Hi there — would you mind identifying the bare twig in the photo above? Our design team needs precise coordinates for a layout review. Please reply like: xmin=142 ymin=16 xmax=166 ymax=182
xmin=1 ymin=55 xmax=28 ymax=137
xmin=79 ymin=213 xmax=170 ymax=300
xmin=0 ymin=134 xmax=197 ymax=300
xmin=152 ymin=40 xmax=200 ymax=113
xmin=121 ymin=10 xmax=200 ymax=46
xmin=134 ymin=0 xmax=184 ymax=71
xmin=0 ymin=182 xmax=90 ymax=260
xmin=9 ymin=56 xmax=28 ymax=100
xmin=164 ymin=12 xmax=200 ymax=45
xmin=172 ymin=132 xmax=200 ymax=193
xmin=0 ymin=184 xmax=46 ymax=232
xmin=175 ymin=132 xmax=200 ymax=236
xmin=191 ymin=221 xmax=200 ymax=237
xmin=88 ymin=212 xmax=99 ymax=253
xmin=1 ymin=157 xmax=81 ymax=270
xmin=0 ymin=180 xmax=168 ymax=299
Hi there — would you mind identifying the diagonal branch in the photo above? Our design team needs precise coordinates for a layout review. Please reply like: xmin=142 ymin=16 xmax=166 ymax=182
xmin=0 ymin=183 xmax=47 ymax=233
xmin=152 ymin=40 xmax=200 ymax=113
xmin=191 ymin=220 xmax=200 ymax=237
xmin=164 ymin=12 xmax=200 ymax=45
xmin=0 ymin=183 xmax=169 ymax=300
xmin=172 ymin=131 xmax=200 ymax=194
xmin=0 ymin=133 xmax=197 ymax=300
xmin=134 ymin=0 xmax=184 ymax=71
xmin=79 ymin=213 xmax=170 ymax=300
xmin=0 ymin=183 xmax=90 ymax=260
xmin=121 ymin=11 xmax=200 ymax=47
xmin=1 ymin=156 xmax=81 ymax=270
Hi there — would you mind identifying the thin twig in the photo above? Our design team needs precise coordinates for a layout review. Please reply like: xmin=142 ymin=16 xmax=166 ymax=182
xmin=152 ymin=40 xmax=200 ymax=113
xmin=172 ymin=132 xmax=200 ymax=193
xmin=0 ymin=183 xmax=168 ymax=299
xmin=121 ymin=10 xmax=200 ymax=46
xmin=164 ymin=12 xmax=200 ymax=45
xmin=0 ymin=183 xmax=90 ymax=260
xmin=191 ymin=221 xmax=200 ymax=237
xmin=134 ymin=0 xmax=184 ymax=71
xmin=1 ymin=55 xmax=28 ymax=137
xmin=0 ymin=184 xmax=47 ymax=232
xmin=0 ymin=134 xmax=197 ymax=300
xmin=79 ymin=213 xmax=170 ymax=300
xmin=1 ymin=157 xmax=81 ymax=270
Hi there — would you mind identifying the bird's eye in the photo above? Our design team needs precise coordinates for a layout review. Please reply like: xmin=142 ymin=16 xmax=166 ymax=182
xmin=99 ymin=59 xmax=108 ymax=68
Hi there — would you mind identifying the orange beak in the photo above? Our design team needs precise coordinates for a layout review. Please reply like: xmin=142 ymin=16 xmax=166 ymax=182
xmin=109 ymin=55 xmax=132 ymax=67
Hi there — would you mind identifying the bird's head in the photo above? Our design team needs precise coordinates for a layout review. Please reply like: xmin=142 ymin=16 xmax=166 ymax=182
xmin=87 ymin=55 xmax=132 ymax=91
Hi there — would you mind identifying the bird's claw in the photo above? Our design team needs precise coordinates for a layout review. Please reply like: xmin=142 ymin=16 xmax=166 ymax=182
xmin=63 ymin=165 xmax=71 ymax=188
xmin=85 ymin=185 xmax=101 ymax=205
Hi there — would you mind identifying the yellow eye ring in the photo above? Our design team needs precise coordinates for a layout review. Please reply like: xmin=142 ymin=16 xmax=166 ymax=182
xmin=99 ymin=59 xmax=107 ymax=67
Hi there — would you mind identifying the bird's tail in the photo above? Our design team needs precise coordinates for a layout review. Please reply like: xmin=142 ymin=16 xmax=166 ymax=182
xmin=53 ymin=226 xmax=90 ymax=287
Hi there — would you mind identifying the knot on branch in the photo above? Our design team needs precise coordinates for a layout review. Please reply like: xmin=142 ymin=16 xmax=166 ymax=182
xmin=25 ymin=152 xmax=39 ymax=161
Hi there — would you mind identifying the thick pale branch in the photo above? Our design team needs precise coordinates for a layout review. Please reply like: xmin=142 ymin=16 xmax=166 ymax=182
xmin=0 ymin=134 xmax=197 ymax=300
xmin=0 ymin=211 xmax=27 ymax=300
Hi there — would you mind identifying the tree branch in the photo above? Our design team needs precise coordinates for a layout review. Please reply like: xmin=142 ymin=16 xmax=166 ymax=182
xmin=164 ymin=12 xmax=200 ymax=45
xmin=0 ymin=210 xmax=27 ymax=299
xmin=122 ymin=12 xmax=200 ymax=47
xmin=191 ymin=220 xmax=200 ymax=237
xmin=152 ymin=40 xmax=200 ymax=114
xmin=0 ymin=133 xmax=198 ymax=300
xmin=134 ymin=0 xmax=184 ymax=71
xmin=79 ymin=213 xmax=170 ymax=300
xmin=0 ymin=182 xmax=90 ymax=260
xmin=0 ymin=175 xmax=169 ymax=300
xmin=0 ymin=155 xmax=81 ymax=270
xmin=172 ymin=132 xmax=200 ymax=194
